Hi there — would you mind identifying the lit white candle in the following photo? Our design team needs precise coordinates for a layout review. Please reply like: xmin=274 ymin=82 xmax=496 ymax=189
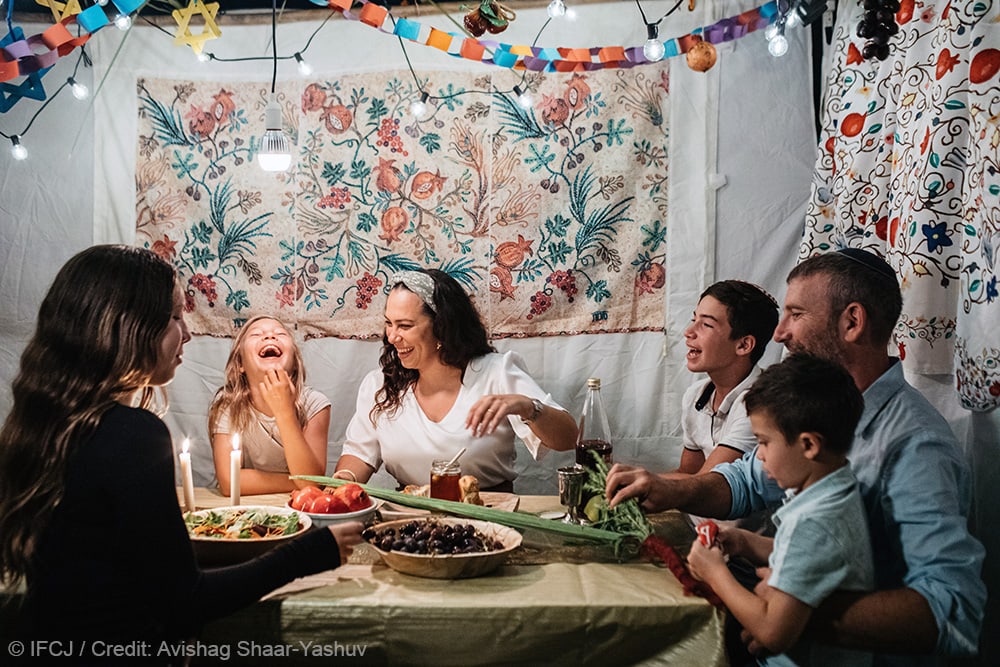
xmin=179 ymin=437 xmax=196 ymax=513
xmin=230 ymin=433 xmax=241 ymax=506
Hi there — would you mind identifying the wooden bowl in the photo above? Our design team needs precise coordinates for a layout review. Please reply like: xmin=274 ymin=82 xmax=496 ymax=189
xmin=187 ymin=505 xmax=311 ymax=567
xmin=368 ymin=517 xmax=522 ymax=579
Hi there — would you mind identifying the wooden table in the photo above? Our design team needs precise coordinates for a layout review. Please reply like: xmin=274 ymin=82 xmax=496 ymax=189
xmin=186 ymin=488 xmax=726 ymax=666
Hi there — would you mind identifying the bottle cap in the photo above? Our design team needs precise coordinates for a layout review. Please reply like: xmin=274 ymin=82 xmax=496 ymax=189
xmin=587 ymin=378 xmax=601 ymax=389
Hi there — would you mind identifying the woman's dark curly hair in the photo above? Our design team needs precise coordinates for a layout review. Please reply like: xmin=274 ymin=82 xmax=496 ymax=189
xmin=371 ymin=269 xmax=494 ymax=423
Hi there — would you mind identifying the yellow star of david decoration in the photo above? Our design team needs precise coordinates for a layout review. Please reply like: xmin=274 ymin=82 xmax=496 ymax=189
xmin=34 ymin=0 xmax=83 ymax=23
xmin=173 ymin=0 xmax=222 ymax=56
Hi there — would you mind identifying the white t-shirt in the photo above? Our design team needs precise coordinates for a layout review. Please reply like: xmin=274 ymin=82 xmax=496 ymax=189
xmin=680 ymin=365 xmax=761 ymax=460
xmin=341 ymin=351 xmax=562 ymax=489
xmin=214 ymin=386 xmax=331 ymax=473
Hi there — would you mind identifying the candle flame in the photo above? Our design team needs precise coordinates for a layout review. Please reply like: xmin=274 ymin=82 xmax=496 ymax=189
xmin=182 ymin=437 xmax=190 ymax=455
xmin=232 ymin=433 xmax=241 ymax=451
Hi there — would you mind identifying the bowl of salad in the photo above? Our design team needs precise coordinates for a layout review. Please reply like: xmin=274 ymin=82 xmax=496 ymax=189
xmin=185 ymin=505 xmax=311 ymax=566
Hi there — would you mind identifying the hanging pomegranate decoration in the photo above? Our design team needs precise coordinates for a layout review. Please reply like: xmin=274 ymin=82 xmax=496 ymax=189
xmin=464 ymin=1 xmax=517 ymax=37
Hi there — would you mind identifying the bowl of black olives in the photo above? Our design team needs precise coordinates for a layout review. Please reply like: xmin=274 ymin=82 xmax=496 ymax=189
xmin=362 ymin=517 xmax=522 ymax=579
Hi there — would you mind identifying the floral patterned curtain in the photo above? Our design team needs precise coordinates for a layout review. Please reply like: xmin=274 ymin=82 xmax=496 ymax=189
xmin=135 ymin=67 xmax=671 ymax=340
xmin=804 ymin=0 xmax=1000 ymax=411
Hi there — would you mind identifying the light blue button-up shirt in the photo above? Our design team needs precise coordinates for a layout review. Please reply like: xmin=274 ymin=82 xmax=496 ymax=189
xmin=714 ymin=360 xmax=986 ymax=663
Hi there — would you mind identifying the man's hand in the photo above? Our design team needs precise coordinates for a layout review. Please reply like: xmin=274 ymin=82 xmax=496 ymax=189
xmin=605 ymin=463 xmax=670 ymax=511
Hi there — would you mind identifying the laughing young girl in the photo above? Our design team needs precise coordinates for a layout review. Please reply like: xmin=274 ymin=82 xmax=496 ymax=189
xmin=209 ymin=316 xmax=331 ymax=494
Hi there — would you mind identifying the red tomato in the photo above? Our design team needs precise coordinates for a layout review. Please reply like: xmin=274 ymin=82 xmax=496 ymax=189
xmin=970 ymin=49 xmax=1000 ymax=85
xmin=289 ymin=486 xmax=322 ymax=510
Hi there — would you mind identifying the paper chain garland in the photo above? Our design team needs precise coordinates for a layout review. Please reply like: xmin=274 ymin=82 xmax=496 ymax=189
xmin=310 ymin=0 xmax=781 ymax=72
xmin=2 ymin=0 xmax=779 ymax=112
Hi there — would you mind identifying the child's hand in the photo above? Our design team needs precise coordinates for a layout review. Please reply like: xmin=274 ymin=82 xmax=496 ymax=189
xmin=258 ymin=368 xmax=297 ymax=418
xmin=717 ymin=526 xmax=750 ymax=557
xmin=687 ymin=538 xmax=727 ymax=582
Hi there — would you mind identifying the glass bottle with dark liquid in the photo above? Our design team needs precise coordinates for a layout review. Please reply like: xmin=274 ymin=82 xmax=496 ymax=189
xmin=576 ymin=377 xmax=613 ymax=469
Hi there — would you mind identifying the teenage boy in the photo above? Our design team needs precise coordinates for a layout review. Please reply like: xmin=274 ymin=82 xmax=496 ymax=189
xmin=671 ymin=280 xmax=779 ymax=476
xmin=688 ymin=353 xmax=873 ymax=667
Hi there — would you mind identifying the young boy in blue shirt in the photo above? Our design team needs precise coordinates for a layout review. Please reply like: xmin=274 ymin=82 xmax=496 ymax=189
xmin=688 ymin=353 xmax=874 ymax=667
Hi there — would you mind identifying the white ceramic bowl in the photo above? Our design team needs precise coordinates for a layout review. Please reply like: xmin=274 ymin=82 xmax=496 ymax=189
xmin=186 ymin=505 xmax=311 ymax=566
xmin=290 ymin=497 xmax=381 ymax=528
xmin=367 ymin=517 xmax=522 ymax=579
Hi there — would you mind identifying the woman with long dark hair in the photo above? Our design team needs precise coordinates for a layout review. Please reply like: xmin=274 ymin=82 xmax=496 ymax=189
xmin=333 ymin=269 xmax=577 ymax=492
xmin=0 ymin=245 xmax=360 ymax=645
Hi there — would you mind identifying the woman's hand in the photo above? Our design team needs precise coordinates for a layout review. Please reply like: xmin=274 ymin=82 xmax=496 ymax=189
xmin=466 ymin=394 xmax=533 ymax=437
xmin=258 ymin=368 xmax=297 ymax=419
xmin=329 ymin=521 xmax=364 ymax=564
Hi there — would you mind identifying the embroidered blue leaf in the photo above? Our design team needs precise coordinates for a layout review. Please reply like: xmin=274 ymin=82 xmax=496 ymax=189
xmin=641 ymin=220 xmax=666 ymax=252
xmin=548 ymin=239 xmax=573 ymax=265
xmin=356 ymin=212 xmax=377 ymax=233
xmin=587 ymin=279 xmax=611 ymax=303
xmin=930 ymin=152 xmax=940 ymax=168
xmin=322 ymin=161 xmax=346 ymax=187
xmin=545 ymin=214 xmax=572 ymax=238
xmin=226 ymin=290 xmax=250 ymax=312
xmin=321 ymin=254 xmax=345 ymax=281
xmin=944 ymin=99 xmax=966 ymax=110
xmin=191 ymin=221 xmax=213 ymax=244
xmin=350 ymin=159 xmax=370 ymax=181
xmin=191 ymin=246 xmax=215 ymax=269
xmin=419 ymin=133 xmax=441 ymax=153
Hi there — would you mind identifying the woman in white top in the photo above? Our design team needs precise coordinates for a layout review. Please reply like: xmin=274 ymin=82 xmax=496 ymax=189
xmin=334 ymin=269 xmax=577 ymax=492
xmin=209 ymin=316 xmax=331 ymax=494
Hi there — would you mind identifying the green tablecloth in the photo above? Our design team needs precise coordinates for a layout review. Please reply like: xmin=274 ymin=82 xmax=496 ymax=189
xmin=194 ymin=490 xmax=725 ymax=666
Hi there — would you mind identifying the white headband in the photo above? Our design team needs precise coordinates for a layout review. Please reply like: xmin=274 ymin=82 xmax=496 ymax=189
xmin=391 ymin=271 xmax=436 ymax=312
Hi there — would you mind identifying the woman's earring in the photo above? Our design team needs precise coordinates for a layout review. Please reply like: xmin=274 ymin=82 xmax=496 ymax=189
xmin=436 ymin=342 xmax=442 ymax=350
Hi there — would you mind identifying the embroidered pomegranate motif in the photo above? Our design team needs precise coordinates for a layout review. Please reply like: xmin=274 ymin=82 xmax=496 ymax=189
xmin=302 ymin=84 xmax=327 ymax=113
xmin=211 ymin=89 xmax=236 ymax=125
xmin=494 ymin=234 xmax=534 ymax=268
xmin=322 ymin=104 xmax=353 ymax=134
xmin=410 ymin=170 xmax=447 ymax=200
xmin=374 ymin=158 xmax=403 ymax=193
xmin=563 ymin=74 xmax=591 ymax=110
xmin=490 ymin=266 xmax=516 ymax=300
xmin=378 ymin=207 xmax=409 ymax=243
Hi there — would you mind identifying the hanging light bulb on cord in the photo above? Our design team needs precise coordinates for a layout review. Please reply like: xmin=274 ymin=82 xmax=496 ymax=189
xmin=258 ymin=0 xmax=292 ymax=171
xmin=767 ymin=16 xmax=789 ymax=57
xmin=513 ymin=85 xmax=532 ymax=110
xmin=547 ymin=0 xmax=567 ymax=18
xmin=258 ymin=96 xmax=292 ymax=171
xmin=643 ymin=23 xmax=665 ymax=62
xmin=67 ymin=76 xmax=89 ymax=101
xmin=114 ymin=13 xmax=132 ymax=30
xmin=9 ymin=135 xmax=28 ymax=161
xmin=410 ymin=91 xmax=430 ymax=119
xmin=294 ymin=53 xmax=313 ymax=77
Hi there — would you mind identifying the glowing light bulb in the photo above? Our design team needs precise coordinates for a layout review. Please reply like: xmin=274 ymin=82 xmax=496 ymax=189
xmin=115 ymin=14 xmax=132 ymax=30
xmin=565 ymin=7 xmax=577 ymax=20
xmin=294 ymin=53 xmax=313 ymax=77
xmin=196 ymin=51 xmax=211 ymax=63
xmin=67 ymin=76 xmax=90 ymax=101
xmin=768 ymin=34 xmax=789 ymax=57
xmin=410 ymin=91 xmax=430 ymax=119
xmin=97 ymin=0 xmax=109 ymax=5
xmin=513 ymin=85 xmax=532 ymax=110
xmin=547 ymin=0 xmax=566 ymax=18
xmin=643 ymin=23 xmax=665 ymax=62
xmin=786 ymin=10 xmax=802 ymax=29
xmin=257 ymin=96 xmax=292 ymax=172
xmin=765 ymin=21 xmax=780 ymax=41
xmin=10 ymin=135 xmax=27 ymax=161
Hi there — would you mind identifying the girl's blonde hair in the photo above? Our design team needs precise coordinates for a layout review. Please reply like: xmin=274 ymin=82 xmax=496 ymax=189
xmin=208 ymin=315 xmax=308 ymax=438
xmin=0 ymin=245 xmax=177 ymax=588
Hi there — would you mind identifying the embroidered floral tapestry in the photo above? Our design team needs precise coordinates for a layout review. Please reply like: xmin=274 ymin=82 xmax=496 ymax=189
xmin=804 ymin=0 xmax=999 ymax=411
xmin=135 ymin=67 xmax=670 ymax=341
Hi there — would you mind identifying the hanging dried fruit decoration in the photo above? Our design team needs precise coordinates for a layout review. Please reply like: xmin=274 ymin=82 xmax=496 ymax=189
xmin=464 ymin=1 xmax=517 ymax=37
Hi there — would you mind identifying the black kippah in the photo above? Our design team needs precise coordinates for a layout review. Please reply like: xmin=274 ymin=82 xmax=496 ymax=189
xmin=836 ymin=248 xmax=897 ymax=281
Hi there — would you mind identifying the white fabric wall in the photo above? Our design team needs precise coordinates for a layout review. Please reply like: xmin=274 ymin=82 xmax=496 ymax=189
xmin=1 ymin=3 xmax=995 ymax=660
